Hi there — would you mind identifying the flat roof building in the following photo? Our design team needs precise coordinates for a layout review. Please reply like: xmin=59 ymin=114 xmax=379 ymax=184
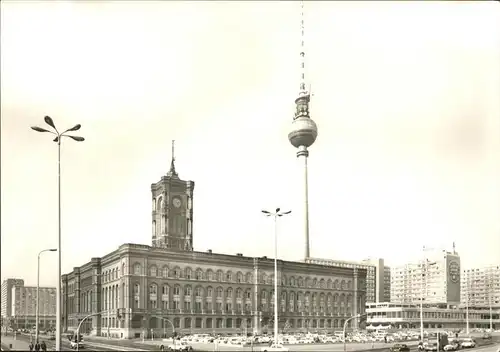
xmin=366 ymin=302 xmax=499 ymax=331
xmin=462 ymin=264 xmax=500 ymax=309
xmin=391 ymin=249 xmax=461 ymax=306
xmin=306 ymin=257 xmax=390 ymax=303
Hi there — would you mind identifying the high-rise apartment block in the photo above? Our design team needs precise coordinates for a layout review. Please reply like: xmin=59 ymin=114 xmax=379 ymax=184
xmin=462 ymin=264 xmax=500 ymax=309
xmin=306 ymin=257 xmax=390 ymax=303
xmin=1 ymin=278 xmax=24 ymax=319
xmin=1 ymin=278 xmax=56 ymax=330
xmin=391 ymin=249 xmax=461 ymax=305
xmin=11 ymin=286 xmax=56 ymax=317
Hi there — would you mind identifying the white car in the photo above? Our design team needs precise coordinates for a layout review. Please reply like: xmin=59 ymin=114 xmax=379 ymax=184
xmin=70 ymin=341 xmax=84 ymax=349
xmin=260 ymin=344 xmax=289 ymax=352
xmin=167 ymin=341 xmax=193 ymax=351
xmin=460 ymin=338 xmax=476 ymax=349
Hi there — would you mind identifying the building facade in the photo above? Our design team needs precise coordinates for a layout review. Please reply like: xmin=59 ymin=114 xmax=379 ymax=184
xmin=306 ymin=257 xmax=390 ymax=303
xmin=462 ymin=265 xmax=500 ymax=309
xmin=366 ymin=302 xmax=500 ymax=330
xmin=391 ymin=249 xmax=461 ymax=305
xmin=61 ymin=244 xmax=367 ymax=338
xmin=361 ymin=258 xmax=391 ymax=303
xmin=1 ymin=278 xmax=24 ymax=320
xmin=5 ymin=282 xmax=56 ymax=330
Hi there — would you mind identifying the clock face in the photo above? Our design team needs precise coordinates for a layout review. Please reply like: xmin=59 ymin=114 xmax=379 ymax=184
xmin=173 ymin=197 xmax=182 ymax=208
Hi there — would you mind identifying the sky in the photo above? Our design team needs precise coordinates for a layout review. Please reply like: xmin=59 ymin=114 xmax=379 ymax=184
xmin=1 ymin=1 xmax=500 ymax=288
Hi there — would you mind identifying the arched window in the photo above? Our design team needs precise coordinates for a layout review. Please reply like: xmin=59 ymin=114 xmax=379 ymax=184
xmin=236 ymin=272 xmax=243 ymax=283
xmin=149 ymin=266 xmax=157 ymax=277
xmin=184 ymin=286 xmax=192 ymax=296
xmin=206 ymin=270 xmax=214 ymax=281
xmin=226 ymin=271 xmax=232 ymax=282
xmin=157 ymin=197 xmax=163 ymax=211
xmin=152 ymin=221 xmax=156 ymax=236
xmin=195 ymin=287 xmax=203 ymax=298
xmin=174 ymin=267 xmax=181 ymax=278
xmin=246 ymin=272 xmax=253 ymax=283
xmin=185 ymin=267 xmax=192 ymax=280
xmin=162 ymin=266 xmax=169 ymax=278
xmin=134 ymin=263 xmax=141 ymax=275
xmin=152 ymin=198 xmax=157 ymax=211
xmin=149 ymin=284 xmax=157 ymax=295
xmin=196 ymin=269 xmax=203 ymax=280
xmin=216 ymin=287 xmax=223 ymax=298
xmin=217 ymin=271 xmax=223 ymax=282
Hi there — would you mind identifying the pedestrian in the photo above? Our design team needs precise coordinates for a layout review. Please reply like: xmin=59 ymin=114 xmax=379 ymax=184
xmin=384 ymin=336 xmax=387 ymax=344
xmin=41 ymin=341 xmax=47 ymax=352
xmin=29 ymin=341 xmax=34 ymax=351
xmin=34 ymin=341 xmax=41 ymax=351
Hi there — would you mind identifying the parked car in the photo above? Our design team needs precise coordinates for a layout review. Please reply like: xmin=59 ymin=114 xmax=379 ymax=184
xmin=390 ymin=343 xmax=410 ymax=352
xmin=425 ymin=342 xmax=438 ymax=351
xmin=167 ymin=341 xmax=193 ymax=351
xmin=260 ymin=344 xmax=289 ymax=352
xmin=460 ymin=338 xmax=476 ymax=349
xmin=444 ymin=342 xmax=460 ymax=351
xmin=70 ymin=340 xmax=84 ymax=350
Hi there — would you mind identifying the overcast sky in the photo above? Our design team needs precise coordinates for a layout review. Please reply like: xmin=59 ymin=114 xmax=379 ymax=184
xmin=2 ymin=1 xmax=499 ymax=287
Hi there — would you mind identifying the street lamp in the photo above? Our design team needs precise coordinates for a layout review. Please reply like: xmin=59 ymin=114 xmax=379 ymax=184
xmin=465 ymin=275 xmax=469 ymax=335
xmin=262 ymin=208 xmax=292 ymax=348
xmin=36 ymin=248 xmax=57 ymax=343
xmin=31 ymin=116 xmax=84 ymax=351
xmin=419 ymin=258 xmax=437 ymax=342
xmin=487 ymin=268 xmax=493 ymax=331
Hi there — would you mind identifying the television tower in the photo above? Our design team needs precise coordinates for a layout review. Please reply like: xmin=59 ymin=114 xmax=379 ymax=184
xmin=288 ymin=0 xmax=318 ymax=261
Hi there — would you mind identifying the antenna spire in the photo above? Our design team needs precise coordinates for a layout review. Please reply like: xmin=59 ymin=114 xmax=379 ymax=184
xmin=299 ymin=0 xmax=307 ymax=94
xmin=167 ymin=139 xmax=178 ymax=178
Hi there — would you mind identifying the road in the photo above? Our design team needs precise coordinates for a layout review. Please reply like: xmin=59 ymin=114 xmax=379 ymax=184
xmin=7 ymin=333 xmax=499 ymax=352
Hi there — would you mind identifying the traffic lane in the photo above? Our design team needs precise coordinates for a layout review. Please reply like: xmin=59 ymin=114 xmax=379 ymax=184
xmin=177 ymin=342 xmax=414 ymax=352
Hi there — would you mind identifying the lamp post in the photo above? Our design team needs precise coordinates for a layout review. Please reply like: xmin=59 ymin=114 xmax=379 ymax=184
xmin=36 ymin=248 xmax=57 ymax=343
xmin=262 ymin=208 xmax=292 ymax=347
xmin=465 ymin=274 xmax=470 ymax=335
xmin=487 ymin=268 xmax=493 ymax=331
xmin=343 ymin=313 xmax=367 ymax=352
xmin=31 ymin=116 xmax=85 ymax=351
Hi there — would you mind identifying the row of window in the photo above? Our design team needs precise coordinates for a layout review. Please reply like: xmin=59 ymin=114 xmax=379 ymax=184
xmin=130 ymin=264 xmax=353 ymax=290
xmin=140 ymin=284 xmax=353 ymax=300
xmin=71 ymin=316 xmax=353 ymax=330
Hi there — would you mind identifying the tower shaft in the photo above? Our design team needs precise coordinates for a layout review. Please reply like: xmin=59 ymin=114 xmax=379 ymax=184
xmin=288 ymin=0 xmax=318 ymax=261
xmin=299 ymin=147 xmax=311 ymax=259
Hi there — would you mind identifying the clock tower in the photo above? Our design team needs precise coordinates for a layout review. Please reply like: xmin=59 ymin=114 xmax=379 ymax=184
xmin=151 ymin=141 xmax=194 ymax=251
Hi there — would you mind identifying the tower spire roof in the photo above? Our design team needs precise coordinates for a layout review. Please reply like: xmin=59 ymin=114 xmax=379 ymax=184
xmin=167 ymin=140 xmax=178 ymax=178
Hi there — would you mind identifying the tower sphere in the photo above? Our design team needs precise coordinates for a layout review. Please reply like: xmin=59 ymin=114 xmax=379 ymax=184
xmin=288 ymin=116 xmax=318 ymax=149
